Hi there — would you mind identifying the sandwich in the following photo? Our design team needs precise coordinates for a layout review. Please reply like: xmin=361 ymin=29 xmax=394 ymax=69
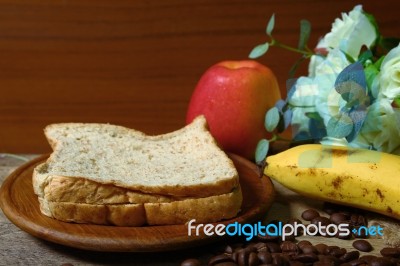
xmin=33 ymin=116 xmax=242 ymax=226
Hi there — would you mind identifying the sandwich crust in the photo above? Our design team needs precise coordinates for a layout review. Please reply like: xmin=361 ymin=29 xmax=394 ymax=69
xmin=38 ymin=187 xmax=242 ymax=226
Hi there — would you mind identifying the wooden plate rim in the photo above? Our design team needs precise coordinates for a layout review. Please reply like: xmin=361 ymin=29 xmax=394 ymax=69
xmin=0 ymin=153 xmax=275 ymax=252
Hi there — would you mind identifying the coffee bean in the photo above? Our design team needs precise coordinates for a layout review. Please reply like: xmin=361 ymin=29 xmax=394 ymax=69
xmin=296 ymin=240 xmax=312 ymax=249
xmin=350 ymin=214 xmax=367 ymax=226
xmin=292 ymin=253 xmax=318 ymax=263
xmin=289 ymin=261 xmax=304 ymax=266
xmin=266 ymin=242 xmax=282 ymax=253
xmin=388 ymin=257 xmax=400 ymax=264
xmin=248 ymin=252 xmax=259 ymax=266
xmin=369 ymin=257 xmax=395 ymax=266
xmin=301 ymin=209 xmax=320 ymax=221
xmin=318 ymin=254 xmax=341 ymax=266
xmin=380 ymin=247 xmax=400 ymax=258
xmin=311 ymin=216 xmax=331 ymax=226
xmin=314 ymin=262 xmax=336 ymax=266
xmin=253 ymin=242 xmax=268 ymax=252
xmin=300 ymin=245 xmax=317 ymax=254
xmin=348 ymin=258 xmax=367 ymax=266
xmin=236 ymin=250 xmax=249 ymax=266
xmin=224 ymin=245 xmax=234 ymax=254
xmin=181 ymin=258 xmax=201 ymax=266
xmin=330 ymin=212 xmax=348 ymax=224
xmin=213 ymin=263 xmax=237 ymax=266
xmin=208 ymin=254 xmax=234 ymax=266
xmin=326 ymin=246 xmax=340 ymax=253
xmin=340 ymin=251 xmax=360 ymax=262
xmin=360 ymin=255 xmax=377 ymax=263
xmin=243 ymin=245 xmax=258 ymax=254
xmin=183 ymin=209 xmax=399 ymax=266
xmin=272 ymin=253 xmax=285 ymax=266
xmin=315 ymin=243 xmax=328 ymax=255
xmin=353 ymin=240 xmax=373 ymax=252
xmin=257 ymin=251 xmax=272 ymax=264
xmin=257 ymin=233 xmax=280 ymax=242
xmin=280 ymin=241 xmax=298 ymax=254
xmin=329 ymin=247 xmax=347 ymax=258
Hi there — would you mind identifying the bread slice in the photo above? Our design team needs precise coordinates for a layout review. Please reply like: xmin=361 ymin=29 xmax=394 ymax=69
xmin=35 ymin=116 xmax=239 ymax=198
xmin=38 ymin=198 xmax=146 ymax=226
xmin=38 ymin=187 xmax=242 ymax=226
xmin=34 ymin=163 xmax=177 ymax=204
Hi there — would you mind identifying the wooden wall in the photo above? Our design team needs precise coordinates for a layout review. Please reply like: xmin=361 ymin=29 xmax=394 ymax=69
xmin=1 ymin=0 xmax=398 ymax=153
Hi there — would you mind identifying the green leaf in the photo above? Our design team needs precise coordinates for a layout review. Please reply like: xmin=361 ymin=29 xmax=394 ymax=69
xmin=255 ymin=139 xmax=269 ymax=164
xmin=364 ymin=63 xmax=379 ymax=93
xmin=341 ymin=50 xmax=356 ymax=63
xmin=288 ymin=56 xmax=307 ymax=78
xmin=305 ymin=112 xmax=323 ymax=121
xmin=358 ymin=50 xmax=373 ymax=65
xmin=266 ymin=13 xmax=275 ymax=36
xmin=283 ymin=109 xmax=292 ymax=130
xmin=298 ymin=19 xmax=311 ymax=51
xmin=326 ymin=113 xmax=353 ymax=139
xmin=374 ymin=55 xmax=386 ymax=70
xmin=393 ymin=97 xmax=400 ymax=108
xmin=265 ymin=107 xmax=280 ymax=132
xmin=249 ymin=43 xmax=269 ymax=59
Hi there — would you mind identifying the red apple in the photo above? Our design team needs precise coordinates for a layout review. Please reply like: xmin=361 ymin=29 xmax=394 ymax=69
xmin=186 ymin=60 xmax=281 ymax=160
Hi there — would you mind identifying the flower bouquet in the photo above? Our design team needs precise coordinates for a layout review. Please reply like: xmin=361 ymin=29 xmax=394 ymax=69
xmin=250 ymin=5 xmax=400 ymax=164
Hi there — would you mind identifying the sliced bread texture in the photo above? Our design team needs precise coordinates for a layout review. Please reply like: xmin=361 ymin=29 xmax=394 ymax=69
xmin=33 ymin=163 xmax=176 ymax=204
xmin=38 ymin=187 xmax=242 ymax=226
xmin=33 ymin=116 xmax=242 ymax=226
xmin=36 ymin=116 xmax=239 ymax=198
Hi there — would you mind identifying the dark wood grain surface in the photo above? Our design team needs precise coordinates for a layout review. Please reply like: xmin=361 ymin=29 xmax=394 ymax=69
xmin=1 ymin=0 xmax=398 ymax=153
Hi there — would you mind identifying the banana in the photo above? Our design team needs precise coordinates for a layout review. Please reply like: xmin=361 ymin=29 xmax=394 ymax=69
xmin=264 ymin=144 xmax=400 ymax=220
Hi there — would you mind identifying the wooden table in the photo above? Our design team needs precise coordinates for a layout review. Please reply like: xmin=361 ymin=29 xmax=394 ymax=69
xmin=1 ymin=155 xmax=399 ymax=265
xmin=1 ymin=1 xmax=400 ymax=264
xmin=1 ymin=0 xmax=399 ymax=153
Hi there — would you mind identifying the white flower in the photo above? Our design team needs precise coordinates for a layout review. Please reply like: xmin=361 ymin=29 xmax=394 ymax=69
xmin=290 ymin=49 xmax=350 ymax=136
xmin=320 ymin=137 xmax=349 ymax=147
xmin=355 ymin=99 xmax=400 ymax=154
xmin=309 ymin=5 xmax=377 ymax=76
xmin=288 ymin=77 xmax=318 ymax=133
xmin=375 ymin=44 xmax=400 ymax=100
xmin=314 ymin=48 xmax=351 ymax=76
xmin=313 ymin=49 xmax=350 ymax=126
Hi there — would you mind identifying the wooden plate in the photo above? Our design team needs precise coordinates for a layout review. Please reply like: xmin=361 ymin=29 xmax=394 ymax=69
xmin=0 ymin=153 xmax=275 ymax=252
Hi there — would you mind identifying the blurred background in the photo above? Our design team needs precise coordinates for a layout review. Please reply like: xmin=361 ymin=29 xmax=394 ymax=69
xmin=0 ymin=0 xmax=398 ymax=153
